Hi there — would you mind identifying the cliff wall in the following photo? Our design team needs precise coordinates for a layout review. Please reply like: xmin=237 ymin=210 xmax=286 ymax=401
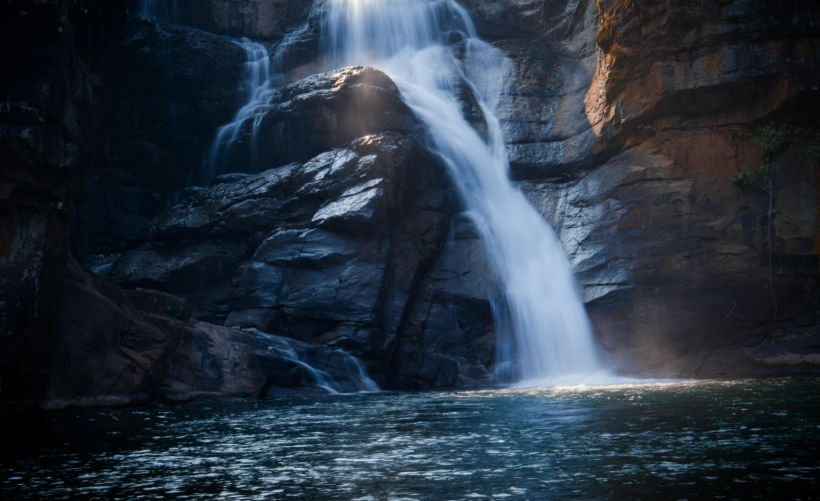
xmin=2 ymin=0 xmax=819 ymax=408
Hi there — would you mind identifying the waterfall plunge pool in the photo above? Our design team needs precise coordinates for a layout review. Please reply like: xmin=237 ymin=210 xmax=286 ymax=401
xmin=2 ymin=377 xmax=818 ymax=500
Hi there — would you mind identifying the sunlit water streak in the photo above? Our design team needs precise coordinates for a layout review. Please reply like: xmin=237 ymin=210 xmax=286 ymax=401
xmin=320 ymin=0 xmax=600 ymax=381
xmin=197 ymin=25 xmax=310 ymax=186
xmin=2 ymin=378 xmax=818 ymax=500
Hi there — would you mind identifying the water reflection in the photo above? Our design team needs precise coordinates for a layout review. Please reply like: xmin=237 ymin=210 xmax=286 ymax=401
xmin=1 ymin=378 xmax=818 ymax=500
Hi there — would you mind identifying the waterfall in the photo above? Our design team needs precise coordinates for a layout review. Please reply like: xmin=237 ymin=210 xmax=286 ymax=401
xmin=320 ymin=0 xmax=602 ymax=382
xmin=271 ymin=338 xmax=381 ymax=394
xmin=199 ymin=39 xmax=272 ymax=186
xmin=198 ymin=27 xmax=310 ymax=187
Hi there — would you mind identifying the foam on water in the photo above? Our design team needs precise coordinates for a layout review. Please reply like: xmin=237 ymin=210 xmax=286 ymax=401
xmin=320 ymin=0 xmax=602 ymax=382
xmin=509 ymin=373 xmax=691 ymax=391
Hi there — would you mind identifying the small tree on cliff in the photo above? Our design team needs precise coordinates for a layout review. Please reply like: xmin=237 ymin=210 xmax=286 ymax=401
xmin=732 ymin=121 xmax=820 ymax=189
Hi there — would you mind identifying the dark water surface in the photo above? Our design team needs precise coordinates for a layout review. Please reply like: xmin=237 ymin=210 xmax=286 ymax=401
xmin=2 ymin=378 xmax=819 ymax=500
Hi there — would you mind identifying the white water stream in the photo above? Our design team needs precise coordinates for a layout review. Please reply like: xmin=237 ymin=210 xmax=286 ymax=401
xmin=321 ymin=0 xmax=602 ymax=382
xmin=200 ymin=27 xmax=309 ymax=186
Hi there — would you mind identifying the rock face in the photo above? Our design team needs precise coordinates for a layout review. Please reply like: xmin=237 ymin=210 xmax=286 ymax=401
xmin=45 ymin=254 xmax=378 ymax=408
xmin=134 ymin=0 xmax=314 ymax=40
xmin=71 ymin=16 xmax=250 ymax=268
xmin=106 ymin=66 xmax=500 ymax=389
xmin=3 ymin=0 xmax=820 ymax=408
xmin=0 ymin=0 xmax=127 ymax=400
xmin=505 ymin=0 xmax=820 ymax=376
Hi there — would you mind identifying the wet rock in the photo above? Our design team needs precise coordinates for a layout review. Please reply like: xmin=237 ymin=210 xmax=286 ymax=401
xmin=41 ymin=254 xmax=383 ymax=407
xmin=122 ymin=288 xmax=192 ymax=321
xmin=158 ymin=323 xmax=379 ymax=402
xmin=392 ymin=213 xmax=501 ymax=389
xmin=103 ymin=66 xmax=458 ymax=388
xmin=311 ymin=184 xmax=387 ymax=235
xmin=522 ymin=131 xmax=820 ymax=377
xmin=222 ymin=66 xmax=421 ymax=174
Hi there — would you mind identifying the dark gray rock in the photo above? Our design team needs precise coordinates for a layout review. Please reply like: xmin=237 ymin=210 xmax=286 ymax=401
xmin=221 ymin=66 xmax=422 ymax=174
xmin=44 ymin=257 xmax=181 ymax=409
xmin=311 ymin=184 xmax=387 ymax=235
xmin=139 ymin=0 xmax=314 ymax=41
xmin=392 ymin=215 xmax=501 ymax=388
xmin=158 ymin=322 xmax=380 ymax=402
xmin=109 ymin=241 xmax=246 ymax=294
xmin=42 ymin=254 xmax=383 ymax=408
xmin=104 ymin=66 xmax=461 ymax=388
xmin=0 ymin=0 xmax=128 ymax=401
xmin=122 ymin=288 xmax=193 ymax=321
xmin=69 ymin=15 xmax=252 ymax=266
xmin=107 ymin=17 xmax=250 ymax=194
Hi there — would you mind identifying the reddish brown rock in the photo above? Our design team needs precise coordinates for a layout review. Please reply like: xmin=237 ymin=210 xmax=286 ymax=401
xmin=518 ymin=0 xmax=820 ymax=376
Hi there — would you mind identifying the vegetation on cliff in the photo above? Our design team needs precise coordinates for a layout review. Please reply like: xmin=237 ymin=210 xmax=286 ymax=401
xmin=733 ymin=121 xmax=820 ymax=189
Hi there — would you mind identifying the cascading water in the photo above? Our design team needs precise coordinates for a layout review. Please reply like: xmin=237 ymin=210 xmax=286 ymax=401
xmin=270 ymin=337 xmax=381 ymax=394
xmin=199 ymin=38 xmax=272 ymax=186
xmin=198 ymin=27 xmax=309 ymax=186
xmin=320 ymin=0 xmax=602 ymax=383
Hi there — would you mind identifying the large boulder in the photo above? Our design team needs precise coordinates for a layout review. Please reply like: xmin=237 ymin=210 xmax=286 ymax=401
xmin=106 ymin=66 xmax=506 ymax=387
xmin=44 ymin=254 xmax=383 ymax=409
xmin=216 ymin=66 xmax=423 ymax=176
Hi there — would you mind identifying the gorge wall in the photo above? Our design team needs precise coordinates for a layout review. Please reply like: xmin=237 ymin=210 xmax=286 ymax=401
xmin=1 ymin=0 xmax=819 ymax=408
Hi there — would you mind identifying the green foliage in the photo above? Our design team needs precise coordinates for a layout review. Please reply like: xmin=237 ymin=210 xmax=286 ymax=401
xmin=732 ymin=163 xmax=770 ymax=188
xmin=732 ymin=120 xmax=820 ymax=189
xmin=803 ymin=145 xmax=820 ymax=167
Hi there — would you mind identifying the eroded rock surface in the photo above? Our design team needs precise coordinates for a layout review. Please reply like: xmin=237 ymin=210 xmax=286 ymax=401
xmin=513 ymin=0 xmax=820 ymax=376
xmin=44 ymin=255 xmax=379 ymax=409
xmin=104 ymin=66 xmax=501 ymax=391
